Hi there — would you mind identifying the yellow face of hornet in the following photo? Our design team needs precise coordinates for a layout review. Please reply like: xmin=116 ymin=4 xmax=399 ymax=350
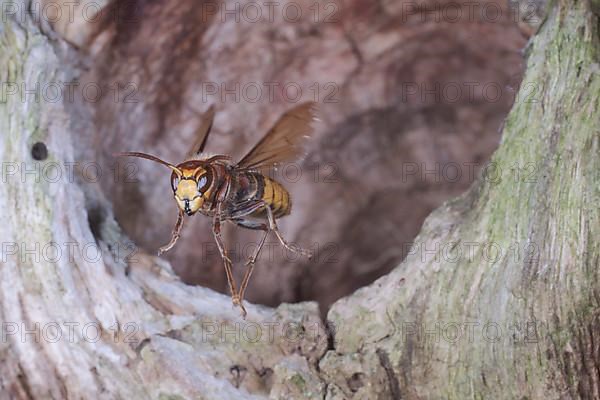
xmin=170 ymin=163 xmax=212 ymax=216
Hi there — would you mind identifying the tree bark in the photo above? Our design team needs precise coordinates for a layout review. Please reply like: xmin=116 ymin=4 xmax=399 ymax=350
xmin=0 ymin=0 xmax=598 ymax=400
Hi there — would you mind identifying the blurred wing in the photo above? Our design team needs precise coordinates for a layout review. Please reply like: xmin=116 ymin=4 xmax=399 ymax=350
xmin=184 ymin=105 xmax=216 ymax=160
xmin=237 ymin=102 xmax=316 ymax=172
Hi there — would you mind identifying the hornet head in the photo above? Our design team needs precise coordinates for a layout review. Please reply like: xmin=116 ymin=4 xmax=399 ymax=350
xmin=114 ymin=152 xmax=213 ymax=217
xmin=170 ymin=161 xmax=212 ymax=216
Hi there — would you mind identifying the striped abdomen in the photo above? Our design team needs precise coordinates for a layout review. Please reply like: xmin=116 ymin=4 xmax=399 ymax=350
xmin=260 ymin=175 xmax=291 ymax=218
xmin=235 ymin=172 xmax=291 ymax=219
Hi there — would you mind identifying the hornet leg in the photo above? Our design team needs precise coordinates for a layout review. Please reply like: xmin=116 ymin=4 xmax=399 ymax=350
xmin=264 ymin=205 xmax=313 ymax=259
xmin=233 ymin=218 xmax=270 ymax=307
xmin=158 ymin=209 xmax=185 ymax=256
xmin=212 ymin=204 xmax=244 ymax=317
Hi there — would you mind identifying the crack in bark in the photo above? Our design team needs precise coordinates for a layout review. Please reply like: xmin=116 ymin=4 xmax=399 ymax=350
xmin=376 ymin=348 xmax=402 ymax=399
xmin=16 ymin=363 xmax=34 ymax=400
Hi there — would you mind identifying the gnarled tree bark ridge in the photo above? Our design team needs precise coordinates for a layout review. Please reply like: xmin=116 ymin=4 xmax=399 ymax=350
xmin=322 ymin=1 xmax=600 ymax=397
xmin=0 ymin=0 xmax=598 ymax=399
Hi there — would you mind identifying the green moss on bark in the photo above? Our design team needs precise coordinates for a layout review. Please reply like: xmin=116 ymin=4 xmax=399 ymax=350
xmin=322 ymin=1 xmax=600 ymax=398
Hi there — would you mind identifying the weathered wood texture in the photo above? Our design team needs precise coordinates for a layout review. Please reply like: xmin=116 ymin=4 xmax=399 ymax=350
xmin=1 ymin=0 xmax=598 ymax=399
xmin=323 ymin=1 xmax=600 ymax=397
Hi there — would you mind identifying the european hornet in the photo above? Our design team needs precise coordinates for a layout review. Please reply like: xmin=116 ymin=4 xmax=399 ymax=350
xmin=117 ymin=102 xmax=316 ymax=317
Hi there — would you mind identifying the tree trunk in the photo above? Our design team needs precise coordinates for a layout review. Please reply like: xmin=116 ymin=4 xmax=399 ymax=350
xmin=0 ymin=1 xmax=598 ymax=400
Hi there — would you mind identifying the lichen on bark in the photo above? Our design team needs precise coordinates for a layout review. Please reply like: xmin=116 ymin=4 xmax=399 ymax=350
xmin=321 ymin=1 xmax=600 ymax=398
xmin=0 ymin=0 xmax=598 ymax=398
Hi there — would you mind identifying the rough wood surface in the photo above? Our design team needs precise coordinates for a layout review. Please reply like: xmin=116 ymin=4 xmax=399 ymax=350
xmin=1 ymin=0 xmax=598 ymax=399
